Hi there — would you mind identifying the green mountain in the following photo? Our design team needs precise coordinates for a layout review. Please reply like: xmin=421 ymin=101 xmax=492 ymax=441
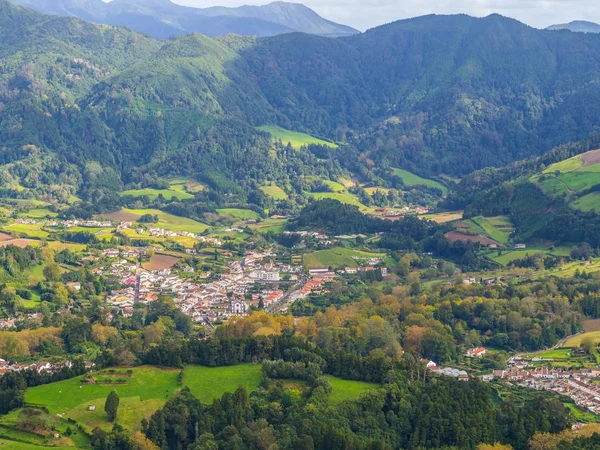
xmin=5 ymin=2 xmax=600 ymax=207
xmin=9 ymin=0 xmax=359 ymax=38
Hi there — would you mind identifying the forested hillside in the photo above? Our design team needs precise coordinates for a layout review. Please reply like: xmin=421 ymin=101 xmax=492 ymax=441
xmin=4 ymin=1 xmax=600 ymax=200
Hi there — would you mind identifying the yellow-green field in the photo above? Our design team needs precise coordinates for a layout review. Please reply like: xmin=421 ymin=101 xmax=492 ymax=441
xmin=260 ymin=185 xmax=288 ymax=200
xmin=325 ymin=376 xmax=381 ymax=406
xmin=258 ymin=125 xmax=337 ymax=149
xmin=392 ymin=168 xmax=448 ymax=194
xmin=120 ymin=187 xmax=193 ymax=201
xmin=123 ymin=209 xmax=209 ymax=233
xmin=564 ymin=331 xmax=600 ymax=348
xmin=303 ymin=247 xmax=384 ymax=269
xmin=470 ymin=216 xmax=515 ymax=245
xmin=216 ymin=208 xmax=260 ymax=220
xmin=308 ymin=192 xmax=367 ymax=210
xmin=3 ymin=223 xmax=50 ymax=239
xmin=25 ymin=364 xmax=263 ymax=433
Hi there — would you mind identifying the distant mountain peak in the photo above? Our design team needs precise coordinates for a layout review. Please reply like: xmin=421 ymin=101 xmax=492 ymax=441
xmin=9 ymin=0 xmax=358 ymax=38
xmin=546 ymin=20 xmax=600 ymax=33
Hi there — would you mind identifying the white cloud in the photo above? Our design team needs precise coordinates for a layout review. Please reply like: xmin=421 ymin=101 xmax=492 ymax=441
xmin=169 ymin=0 xmax=600 ymax=31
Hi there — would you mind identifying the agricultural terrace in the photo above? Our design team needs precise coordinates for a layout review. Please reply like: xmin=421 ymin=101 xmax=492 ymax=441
xmin=257 ymin=125 xmax=337 ymax=149
xmin=421 ymin=211 xmax=463 ymax=224
xmin=392 ymin=168 xmax=448 ymax=194
xmin=303 ymin=247 xmax=385 ymax=270
xmin=488 ymin=246 xmax=572 ymax=265
xmin=469 ymin=216 xmax=515 ymax=245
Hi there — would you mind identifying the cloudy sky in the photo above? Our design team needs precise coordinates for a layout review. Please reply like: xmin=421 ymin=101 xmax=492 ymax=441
xmin=171 ymin=0 xmax=600 ymax=31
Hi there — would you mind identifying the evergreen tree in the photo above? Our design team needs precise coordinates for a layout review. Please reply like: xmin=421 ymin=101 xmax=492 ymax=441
xmin=105 ymin=390 xmax=120 ymax=422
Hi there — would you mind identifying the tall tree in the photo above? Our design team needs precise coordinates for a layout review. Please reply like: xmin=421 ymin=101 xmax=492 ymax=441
xmin=105 ymin=390 xmax=120 ymax=422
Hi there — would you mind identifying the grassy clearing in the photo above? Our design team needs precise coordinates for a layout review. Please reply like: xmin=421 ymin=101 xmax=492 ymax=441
xmin=564 ymin=331 xmax=600 ymax=348
xmin=120 ymin=188 xmax=193 ymax=201
xmin=3 ymin=223 xmax=50 ymax=239
xmin=544 ymin=155 xmax=583 ymax=174
xmin=26 ymin=364 xmax=263 ymax=434
xmin=323 ymin=180 xmax=346 ymax=192
xmin=573 ymin=192 xmax=600 ymax=212
xmin=183 ymin=364 xmax=263 ymax=404
xmin=521 ymin=349 xmax=572 ymax=360
xmin=308 ymin=192 xmax=366 ymax=210
xmin=392 ymin=168 xmax=447 ymax=194
xmin=470 ymin=216 xmax=514 ymax=245
xmin=216 ymin=208 xmax=260 ymax=220
xmin=168 ymin=177 xmax=205 ymax=194
xmin=260 ymin=185 xmax=288 ymax=200
xmin=16 ymin=208 xmax=58 ymax=219
xmin=124 ymin=209 xmax=209 ymax=233
xmin=0 ymin=440 xmax=73 ymax=450
xmin=303 ymin=247 xmax=383 ymax=269
xmin=325 ymin=376 xmax=380 ymax=406
xmin=258 ymin=125 xmax=337 ymax=149
xmin=564 ymin=403 xmax=600 ymax=422
xmin=421 ymin=211 xmax=463 ymax=223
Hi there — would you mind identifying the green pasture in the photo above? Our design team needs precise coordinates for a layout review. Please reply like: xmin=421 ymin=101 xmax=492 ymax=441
xmin=123 ymin=209 xmax=209 ymax=233
xmin=470 ymin=216 xmax=515 ymax=245
xmin=303 ymin=247 xmax=384 ymax=269
xmin=216 ymin=208 xmax=260 ymax=220
xmin=325 ymin=376 xmax=381 ymax=406
xmin=260 ymin=185 xmax=288 ymax=200
xmin=392 ymin=168 xmax=448 ymax=194
xmin=308 ymin=192 xmax=366 ymax=210
xmin=120 ymin=187 xmax=193 ymax=201
xmin=572 ymin=192 xmax=600 ymax=212
xmin=258 ymin=125 xmax=337 ymax=149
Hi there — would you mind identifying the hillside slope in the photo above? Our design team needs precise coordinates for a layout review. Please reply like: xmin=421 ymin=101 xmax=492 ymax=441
xmin=547 ymin=21 xmax=600 ymax=33
xmin=5 ymin=2 xmax=600 ymax=198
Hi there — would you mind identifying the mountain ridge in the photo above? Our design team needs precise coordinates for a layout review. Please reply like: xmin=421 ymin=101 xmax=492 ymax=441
xmin=8 ymin=0 xmax=359 ymax=38
xmin=547 ymin=20 xmax=600 ymax=33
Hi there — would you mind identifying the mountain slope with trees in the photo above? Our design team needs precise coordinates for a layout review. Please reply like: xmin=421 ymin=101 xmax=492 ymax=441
xmin=5 ymin=2 xmax=600 ymax=202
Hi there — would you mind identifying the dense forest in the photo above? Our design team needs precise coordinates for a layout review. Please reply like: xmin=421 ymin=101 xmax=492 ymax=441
xmin=5 ymin=1 xmax=600 ymax=202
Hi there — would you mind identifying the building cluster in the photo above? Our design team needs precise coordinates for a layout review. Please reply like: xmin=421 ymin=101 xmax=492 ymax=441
xmin=492 ymin=366 xmax=600 ymax=413
xmin=105 ymin=250 xmax=313 ymax=323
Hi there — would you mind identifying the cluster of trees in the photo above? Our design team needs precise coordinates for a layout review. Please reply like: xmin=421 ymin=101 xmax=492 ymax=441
xmin=137 ymin=366 xmax=572 ymax=450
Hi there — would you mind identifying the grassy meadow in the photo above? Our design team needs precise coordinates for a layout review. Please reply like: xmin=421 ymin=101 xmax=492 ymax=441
xmin=325 ymin=376 xmax=380 ymax=406
xmin=392 ymin=168 xmax=448 ymax=194
xmin=122 ymin=209 xmax=209 ymax=233
xmin=120 ymin=187 xmax=193 ymax=201
xmin=303 ymin=247 xmax=384 ymax=269
xmin=260 ymin=185 xmax=288 ymax=200
xmin=258 ymin=125 xmax=337 ymax=149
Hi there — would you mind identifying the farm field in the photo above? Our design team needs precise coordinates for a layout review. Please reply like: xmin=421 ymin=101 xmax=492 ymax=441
xmin=392 ymin=168 xmax=448 ymax=194
xmin=216 ymin=208 xmax=260 ymax=220
xmin=520 ymin=349 xmax=572 ymax=360
xmin=308 ymin=192 xmax=366 ymax=210
xmin=142 ymin=254 xmax=180 ymax=270
xmin=258 ymin=125 xmax=337 ymax=149
xmin=445 ymin=231 xmax=497 ymax=246
xmin=421 ymin=211 xmax=463 ymax=223
xmin=489 ymin=246 xmax=573 ymax=265
xmin=168 ymin=177 xmax=205 ymax=193
xmin=564 ymin=331 xmax=600 ymax=348
xmin=120 ymin=187 xmax=193 ymax=201
xmin=533 ymin=150 xmax=600 ymax=204
xmin=260 ymin=185 xmax=288 ymax=200
xmin=16 ymin=208 xmax=58 ymax=219
xmin=247 ymin=218 xmax=287 ymax=235
xmin=303 ymin=247 xmax=384 ymax=269
xmin=470 ymin=216 xmax=515 ymax=245
xmin=572 ymin=192 xmax=600 ymax=212
xmin=25 ymin=364 xmax=263 ymax=433
xmin=183 ymin=364 xmax=263 ymax=404
xmin=325 ymin=376 xmax=380 ymax=406
xmin=123 ymin=209 xmax=209 ymax=233
xmin=3 ymin=223 xmax=50 ymax=239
